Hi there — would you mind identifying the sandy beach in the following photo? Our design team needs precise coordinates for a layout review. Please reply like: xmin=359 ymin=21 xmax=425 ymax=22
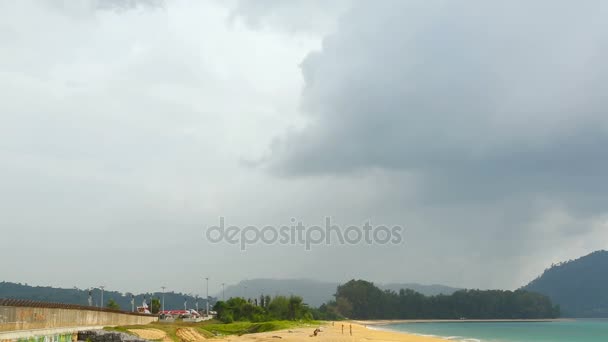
xmin=222 ymin=322 xmax=447 ymax=342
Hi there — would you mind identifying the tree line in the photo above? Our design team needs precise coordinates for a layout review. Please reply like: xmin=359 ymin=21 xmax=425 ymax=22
xmin=317 ymin=280 xmax=560 ymax=319
xmin=213 ymin=295 xmax=315 ymax=322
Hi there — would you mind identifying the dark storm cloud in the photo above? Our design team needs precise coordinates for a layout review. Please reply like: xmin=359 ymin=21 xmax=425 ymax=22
xmin=270 ymin=0 xmax=608 ymax=205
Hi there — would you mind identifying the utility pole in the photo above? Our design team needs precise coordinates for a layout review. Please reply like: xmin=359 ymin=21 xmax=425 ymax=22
xmin=205 ymin=277 xmax=209 ymax=316
xmin=221 ymin=283 xmax=225 ymax=301
xmin=161 ymin=286 xmax=166 ymax=313
xmin=99 ymin=286 xmax=105 ymax=308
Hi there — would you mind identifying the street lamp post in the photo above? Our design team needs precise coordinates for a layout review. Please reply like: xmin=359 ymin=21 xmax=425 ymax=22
xmin=161 ymin=286 xmax=166 ymax=313
xmin=205 ymin=277 xmax=209 ymax=316
xmin=99 ymin=286 xmax=105 ymax=308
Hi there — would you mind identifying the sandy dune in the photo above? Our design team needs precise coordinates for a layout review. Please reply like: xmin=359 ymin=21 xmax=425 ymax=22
xmin=176 ymin=327 xmax=208 ymax=342
xmin=128 ymin=328 xmax=173 ymax=342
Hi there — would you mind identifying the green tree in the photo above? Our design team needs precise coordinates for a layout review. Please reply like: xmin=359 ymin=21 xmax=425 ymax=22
xmin=151 ymin=298 xmax=161 ymax=314
xmin=287 ymin=296 xmax=304 ymax=320
xmin=267 ymin=296 xmax=289 ymax=319
xmin=335 ymin=297 xmax=353 ymax=318
xmin=106 ymin=299 xmax=120 ymax=310
xmin=214 ymin=295 xmax=313 ymax=322
xmin=213 ymin=300 xmax=233 ymax=323
xmin=314 ymin=301 xmax=343 ymax=320
xmin=260 ymin=294 xmax=266 ymax=308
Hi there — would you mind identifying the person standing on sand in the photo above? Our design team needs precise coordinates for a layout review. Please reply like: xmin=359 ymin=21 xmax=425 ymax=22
xmin=341 ymin=324 xmax=344 ymax=334
xmin=349 ymin=324 xmax=352 ymax=336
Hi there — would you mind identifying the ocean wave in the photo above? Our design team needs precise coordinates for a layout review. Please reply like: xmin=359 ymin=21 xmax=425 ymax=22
xmin=411 ymin=332 xmax=483 ymax=342
xmin=376 ymin=327 xmax=483 ymax=342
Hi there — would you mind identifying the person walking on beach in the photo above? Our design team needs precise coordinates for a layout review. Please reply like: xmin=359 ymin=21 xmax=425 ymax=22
xmin=349 ymin=324 xmax=352 ymax=336
xmin=341 ymin=324 xmax=344 ymax=334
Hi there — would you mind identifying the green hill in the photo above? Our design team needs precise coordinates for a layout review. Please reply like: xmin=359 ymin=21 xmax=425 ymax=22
xmin=523 ymin=250 xmax=608 ymax=317
xmin=0 ymin=281 xmax=215 ymax=312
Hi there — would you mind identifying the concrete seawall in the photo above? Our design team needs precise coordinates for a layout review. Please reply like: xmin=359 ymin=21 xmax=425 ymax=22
xmin=0 ymin=299 xmax=157 ymax=341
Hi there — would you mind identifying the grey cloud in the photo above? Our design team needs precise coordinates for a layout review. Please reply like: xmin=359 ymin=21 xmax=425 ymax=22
xmin=228 ymin=0 xmax=351 ymax=34
xmin=2 ymin=0 xmax=607 ymax=295
xmin=41 ymin=0 xmax=164 ymax=17
xmin=270 ymin=0 xmax=608 ymax=207
xmin=95 ymin=0 xmax=165 ymax=11
xmin=260 ymin=0 xmax=608 ymax=281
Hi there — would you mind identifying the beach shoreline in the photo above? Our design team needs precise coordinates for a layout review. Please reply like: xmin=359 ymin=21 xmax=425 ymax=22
xmin=219 ymin=319 xmax=577 ymax=342
xmin=222 ymin=321 xmax=449 ymax=342
xmin=355 ymin=318 xmax=572 ymax=326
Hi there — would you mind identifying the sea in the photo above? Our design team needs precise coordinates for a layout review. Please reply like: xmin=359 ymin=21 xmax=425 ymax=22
xmin=381 ymin=319 xmax=608 ymax=342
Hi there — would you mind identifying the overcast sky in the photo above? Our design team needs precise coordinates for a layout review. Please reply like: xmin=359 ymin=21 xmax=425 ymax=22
xmin=1 ymin=0 xmax=608 ymax=298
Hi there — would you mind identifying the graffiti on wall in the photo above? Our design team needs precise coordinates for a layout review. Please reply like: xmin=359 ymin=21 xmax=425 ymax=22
xmin=17 ymin=333 xmax=73 ymax=342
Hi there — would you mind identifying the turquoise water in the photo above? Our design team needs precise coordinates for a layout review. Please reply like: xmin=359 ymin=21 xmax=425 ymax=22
xmin=382 ymin=320 xmax=608 ymax=342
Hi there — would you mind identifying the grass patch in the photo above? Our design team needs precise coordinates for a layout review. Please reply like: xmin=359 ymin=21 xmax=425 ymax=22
xmin=104 ymin=326 xmax=129 ymax=333
xmin=202 ymin=320 xmax=320 ymax=336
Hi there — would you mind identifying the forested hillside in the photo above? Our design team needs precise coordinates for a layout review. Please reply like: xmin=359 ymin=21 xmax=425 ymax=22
xmin=0 ymin=281 xmax=214 ymax=312
xmin=524 ymin=250 xmax=608 ymax=317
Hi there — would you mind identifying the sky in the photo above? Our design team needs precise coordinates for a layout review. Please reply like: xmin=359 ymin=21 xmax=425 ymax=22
xmin=1 ymin=0 xmax=608 ymax=298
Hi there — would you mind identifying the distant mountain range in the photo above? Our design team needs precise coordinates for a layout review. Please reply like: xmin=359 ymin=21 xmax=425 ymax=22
xmin=220 ymin=278 xmax=461 ymax=306
xmin=523 ymin=250 xmax=608 ymax=317
xmin=0 ymin=279 xmax=460 ymax=310
xmin=7 ymin=249 xmax=607 ymax=317
xmin=0 ymin=282 xmax=215 ymax=312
